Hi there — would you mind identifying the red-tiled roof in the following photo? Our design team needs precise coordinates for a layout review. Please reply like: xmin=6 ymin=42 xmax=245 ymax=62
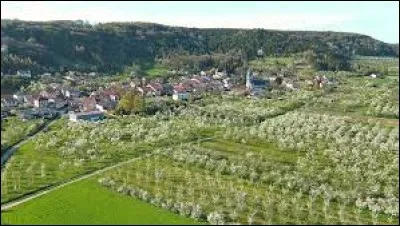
xmin=146 ymin=83 xmax=163 ymax=92
xmin=173 ymin=84 xmax=186 ymax=93
xmin=82 ymin=96 xmax=97 ymax=111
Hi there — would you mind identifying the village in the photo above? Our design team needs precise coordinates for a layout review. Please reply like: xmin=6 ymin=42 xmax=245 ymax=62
xmin=1 ymin=66 xmax=343 ymax=123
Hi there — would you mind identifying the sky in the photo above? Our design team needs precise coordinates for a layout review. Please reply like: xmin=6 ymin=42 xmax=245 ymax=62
xmin=1 ymin=1 xmax=399 ymax=43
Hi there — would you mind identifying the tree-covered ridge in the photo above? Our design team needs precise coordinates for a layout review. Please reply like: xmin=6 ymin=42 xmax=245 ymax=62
xmin=1 ymin=19 xmax=398 ymax=74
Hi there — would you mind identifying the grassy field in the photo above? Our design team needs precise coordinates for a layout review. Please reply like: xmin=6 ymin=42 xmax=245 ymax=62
xmin=145 ymin=66 xmax=169 ymax=78
xmin=1 ymin=178 xmax=199 ymax=225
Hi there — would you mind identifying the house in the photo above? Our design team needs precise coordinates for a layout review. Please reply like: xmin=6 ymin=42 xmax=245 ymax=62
xmin=146 ymin=83 xmax=164 ymax=96
xmin=69 ymin=111 xmax=105 ymax=122
xmin=246 ymin=69 xmax=269 ymax=96
xmin=223 ymin=78 xmax=233 ymax=91
xmin=162 ymin=84 xmax=174 ymax=96
xmin=144 ymin=86 xmax=156 ymax=97
xmin=136 ymin=87 xmax=145 ymax=96
xmin=49 ymin=83 xmax=61 ymax=90
xmin=313 ymin=75 xmax=324 ymax=88
xmin=1 ymin=97 xmax=19 ymax=108
xmin=1 ymin=110 xmax=10 ymax=121
xmin=320 ymin=76 xmax=339 ymax=89
xmin=96 ymin=99 xmax=117 ymax=112
xmin=101 ymin=88 xmax=120 ymax=101
xmin=283 ymin=81 xmax=297 ymax=91
xmin=61 ymin=87 xmax=80 ymax=98
xmin=1 ymin=44 xmax=8 ymax=53
xmin=213 ymin=70 xmax=226 ymax=80
xmin=172 ymin=85 xmax=189 ymax=101
xmin=39 ymin=72 xmax=52 ymax=78
xmin=39 ymin=90 xmax=59 ymax=100
xmin=23 ymin=95 xmax=35 ymax=106
xmin=257 ymin=48 xmax=264 ymax=56
xmin=52 ymin=98 xmax=68 ymax=110
xmin=13 ymin=92 xmax=25 ymax=102
xmin=16 ymin=70 xmax=31 ymax=78
xmin=370 ymin=73 xmax=380 ymax=79
xmin=173 ymin=92 xmax=189 ymax=101
xmin=67 ymin=71 xmax=76 ymax=77
xmin=67 ymin=99 xmax=83 ymax=112
xmin=34 ymin=96 xmax=48 ymax=108
xmin=82 ymin=96 xmax=97 ymax=112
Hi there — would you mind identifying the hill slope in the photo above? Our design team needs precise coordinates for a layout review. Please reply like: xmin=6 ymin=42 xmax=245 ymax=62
xmin=1 ymin=19 xmax=398 ymax=73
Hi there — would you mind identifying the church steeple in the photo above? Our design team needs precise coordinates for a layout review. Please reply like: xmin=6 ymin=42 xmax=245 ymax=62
xmin=246 ymin=68 xmax=252 ymax=90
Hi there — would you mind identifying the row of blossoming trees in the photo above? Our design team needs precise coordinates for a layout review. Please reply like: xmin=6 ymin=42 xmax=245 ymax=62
xmin=97 ymin=109 xmax=398 ymax=224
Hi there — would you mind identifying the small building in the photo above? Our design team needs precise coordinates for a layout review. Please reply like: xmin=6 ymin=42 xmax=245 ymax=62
xmin=146 ymin=83 xmax=164 ymax=96
xmin=369 ymin=73 xmax=381 ymax=79
xmin=320 ymin=76 xmax=339 ymax=89
xmin=13 ymin=92 xmax=25 ymax=102
xmin=95 ymin=99 xmax=117 ymax=112
xmin=172 ymin=85 xmax=189 ymax=101
xmin=34 ymin=96 xmax=48 ymax=108
xmin=40 ymin=72 xmax=52 ymax=78
xmin=17 ymin=70 xmax=32 ymax=78
xmin=162 ymin=84 xmax=174 ymax=96
xmin=1 ymin=44 xmax=8 ymax=53
xmin=257 ymin=48 xmax=264 ymax=57
xmin=62 ymin=87 xmax=80 ymax=98
xmin=69 ymin=111 xmax=104 ymax=122
xmin=173 ymin=93 xmax=189 ymax=101
xmin=82 ymin=96 xmax=97 ymax=112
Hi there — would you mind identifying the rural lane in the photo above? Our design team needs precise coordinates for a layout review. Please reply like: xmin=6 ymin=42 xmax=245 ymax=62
xmin=1 ymin=137 xmax=213 ymax=211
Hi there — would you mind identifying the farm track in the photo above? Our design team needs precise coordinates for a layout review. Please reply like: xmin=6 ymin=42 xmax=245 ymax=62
xmin=0 ymin=137 xmax=214 ymax=211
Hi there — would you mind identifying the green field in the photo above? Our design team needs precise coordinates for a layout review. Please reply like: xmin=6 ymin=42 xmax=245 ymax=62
xmin=145 ymin=66 xmax=168 ymax=78
xmin=1 ymin=178 xmax=199 ymax=225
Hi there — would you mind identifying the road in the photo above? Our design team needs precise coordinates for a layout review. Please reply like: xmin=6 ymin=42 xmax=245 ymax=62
xmin=1 ymin=137 xmax=213 ymax=211
xmin=1 ymin=117 xmax=59 ymax=166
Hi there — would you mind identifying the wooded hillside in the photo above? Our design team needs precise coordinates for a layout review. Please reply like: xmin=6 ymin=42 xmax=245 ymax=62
xmin=1 ymin=19 xmax=398 ymax=74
